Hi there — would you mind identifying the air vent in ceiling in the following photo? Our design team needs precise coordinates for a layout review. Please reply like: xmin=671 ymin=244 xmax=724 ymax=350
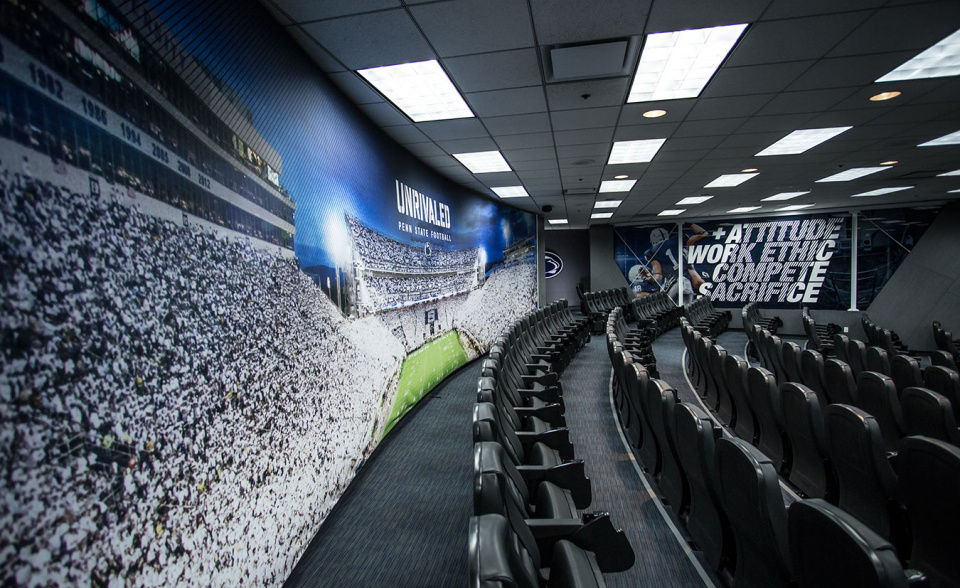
xmin=541 ymin=37 xmax=641 ymax=83
xmin=564 ymin=188 xmax=597 ymax=195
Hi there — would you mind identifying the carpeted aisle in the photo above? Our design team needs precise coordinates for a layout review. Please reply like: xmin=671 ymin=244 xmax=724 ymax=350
xmin=284 ymin=359 xmax=478 ymax=588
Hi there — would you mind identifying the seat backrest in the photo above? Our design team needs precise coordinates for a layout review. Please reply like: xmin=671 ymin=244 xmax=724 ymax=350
xmin=800 ymin=349 xmax=830 ymax=406
xmin=788 ymin=499 xmax=907 ymax=588
xmin=469 ymin=513 xmax=539 ymax=588
xmin=716 ymin=437 xmax=792 ymax=588
xmin=855 ymin=371 xmax=903 ymax=454
xmin=822 ymin=404 xmax=899 ymax=540
xmin=897 ymin=436 xmax=960 ymax=587
xmin=900 ymin=387 xmax=960 ymax=446
xmin=834 ymin=334 xmax=851 ymax=365
xmin=923 ymin=365 xmax=960 ymax=422
xmin=747 ymin=366 xmax=787 ymax=472
xmin=725 ymin=353 xmax=756 ymax=444
xmin=929 ymin=350 xmax=959 ymax=372
xmin=647 ymin=379 xmax=687 ymax=517
xmin=780 ymin=382 xmax=832 ymax=500
xmin=765 ymin=333 xmax=787 ymax=384
xmin=781 ymin=341 xmax=803 ymax=384
xmin=866 ymin=346 xmax=891 ymax=377
xmin=824 ymin=359 xmax=858 ymax=406
xmin=889 ymin=354 xmax=923 ymax=397
xmin=847 ymin=338 xmax=868 ymax=378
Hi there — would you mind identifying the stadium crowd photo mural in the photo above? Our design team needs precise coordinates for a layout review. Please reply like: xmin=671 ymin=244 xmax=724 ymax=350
xmin=0 ymin=0 xmax=537 ymax=585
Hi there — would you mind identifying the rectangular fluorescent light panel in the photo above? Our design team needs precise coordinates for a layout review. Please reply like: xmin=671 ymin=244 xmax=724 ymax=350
xmin=851 ymin=186 xmax=914 ymax=197
xmin=676 ymin=195 xmax=713 ymax=205
xmin=591 ymin=212 xmax=614 ymax=219
xmin=876 ymin=28 xmax=960 ymax=82
xmin=608 ymin=139 xmax=666 ymax=164
xmin=755 ymin=127 xmax=852 ymax=156
xmin=938 ymin=169 xmax=960 ymax=176
xmin=628 ymin=23 xmax=748 ymax=102
xmin=594 ymin=200 xmax=622 ymax=209
xmin=777 ymin=204 xmax=815 ymax=211
xmin=547 ymin=219 xmax=569 ymax=225
xmin=704 ymin=173 xmax=758 ymax=188
xmin=491 ymin=186 xmax=528 ymax=198
xmin=453 ymin=151 xmax=512 ymax=173
xmin=599 ymin=179 xmax=637 ymax=192
xmin=816 ymin=167 xmax=890 ymax=182
xmin=949 ymin=189 xmax=960 ymax=194
xmin=919 ymin=130 xmax=960 ymax=147
xmin=728 ymin=206 xmax=760 ymax=213
xmin=357 ymin=60 xmax=474 ymax=122
xmin=658 ymin=209 xmax=685 ymax=216
xmin=761 ymin=191 xmax=810 ymax=202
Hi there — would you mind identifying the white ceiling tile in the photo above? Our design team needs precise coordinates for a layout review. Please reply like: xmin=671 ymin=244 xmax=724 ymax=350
xmin=553 ymin=127 xmax=615 ymax=146
xmin=725 ymin=13 xmax=872 ymax=67
xmin=701 ymin=62 xmax=816 ymax=98
xmin=828 ymin=2 xmax=960 ymax=58
xmin=436 ymin=137 xmax=499 ymax=153
xmin=270 ymin=0 xmax=400 ymax=23
xmin=550 ymin=107 xmax=621 ymax=131
xmin=465 ymin=87 xmax=548 ymax=117
xmin=442 ymin=49 xmax=541 ymax=93
xmin=545 ymin=78 xmax=630 ymax=111
xmin=529 ymin=0 xmax=651 ymax=44
xmin=301 ymin=10 xmax=433 ymax=70
xmin=286 ymin=26 xmax=346 ymax=71
xmin=484 ymin=113 xmax=553 ymax=136
xmin=416 ymin=119 xmax=490 ymax=141
xmin=410 ymin=0 xmax=535 ymax=57
xmin=646 ymin=0 xmax=769 ymax=33
xmin=358 ymin=102 xmax=412 ymax=126
xmin=494 ymin=133 xmax=556 ymax=150
xmin=382 ymin=124 xmax=431 ymax=144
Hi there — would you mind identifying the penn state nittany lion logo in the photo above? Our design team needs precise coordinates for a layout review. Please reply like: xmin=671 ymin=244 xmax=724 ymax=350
xmin=545 ymin=250 xmax=563 ymax=279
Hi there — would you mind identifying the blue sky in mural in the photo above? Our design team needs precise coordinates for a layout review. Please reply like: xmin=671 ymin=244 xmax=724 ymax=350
xmin=146 ymin=0 xmax=532 ymax=269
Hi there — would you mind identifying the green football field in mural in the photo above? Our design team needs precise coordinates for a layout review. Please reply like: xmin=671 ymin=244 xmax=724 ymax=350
xmin=382 ymin=330 xmax=468 ymax=438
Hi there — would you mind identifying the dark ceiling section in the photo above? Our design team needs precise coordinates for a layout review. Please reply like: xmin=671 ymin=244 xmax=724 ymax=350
xmin=260 ymin=0 xmax=960 ymax=229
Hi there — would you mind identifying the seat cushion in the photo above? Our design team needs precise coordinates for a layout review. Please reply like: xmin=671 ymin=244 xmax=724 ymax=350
xmin=534 ymin=481 xmax=577 ymax=519
xmin=549 ymin=540 xmax=604 ymax=588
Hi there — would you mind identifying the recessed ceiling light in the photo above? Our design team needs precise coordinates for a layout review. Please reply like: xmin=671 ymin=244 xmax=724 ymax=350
xmin=452 ymin=150 xmax=512 ymax=173
xmin=628 ymin=23 xmax=748 ymax=102
xmin=594 ymin=200 xmax=623 ymax=209
xmin=919 ymin=130 xmax=960 ymax=147
xmin=591 ymin=212 xmax=614 ymax=219
xmin=658 ymin=209 xmax=686 ymax=216
xmin=491 ymin=186 xmax=529 ymax=198
xmin=761 ymin=191 xmax=810 ymax=201
xmin=614 ymin=174 xmax=629 ymax=179
xmin=357 ymin=59 xmax=474 ymax=122
xmin=876 ymin=28 xmax=960 ymax=82
xmin=755 ymin=127 xmax=852 ymax=156
xmin=949 ymin=189 xmax=960 ymax=194
xmin=676 ymin=195 xmax=713 ymax=205
xmin=728 ymin=206 xmax=761 ymax=213
xmin=880 ymin=160 xmax=898 ymax=166
xmin=704 ymin=173 xmax=759 ymax=188
xmin=741 ymin=168 xmax=758 ymax=173
xmin=777 ymin=204 xmax=816 ymax=211
xmin=851 ymin=186 xmax=914 ymax=197
xmin=816 ymin=167 xmax=890 ymax=182
xmin=608 ymin=139 xmax=667 ymax=164
xmin=869 ymin=91 xmax=901 ymax=101
xmin=939 ymin=169 xmax=960 ymax=176
xmin=643 ymin=109 xmax=667 ymax=118
xmin=547 ymin=219 xmax=569 ymax=225
xmin=599 ymin=180 xmax=637 ymax=193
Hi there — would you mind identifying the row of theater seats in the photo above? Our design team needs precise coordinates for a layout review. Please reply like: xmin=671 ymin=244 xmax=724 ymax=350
xmin=609 ymin=312 xmax=960 ymax=586
xmin=684 ymin=321 xmax=960 ymax=586
xmin=862 ymin=314 xmax=912 ymax=356
xmin=631 ymin=291 xmax=682 ymax=335
xmin=932 ymin=320 xmax=960 ymax=363
xmin=801 ymin=306 xmax=842 ymax=355
xmin=576 ymin=285 xmax=634 ymax=334
xmin=682 ymin=297 xmax=731 ymax=339
xmin=470 ymin=300 xmax=636 ymax=587
xmin=741 ymin=301 xmax=783 ymax=335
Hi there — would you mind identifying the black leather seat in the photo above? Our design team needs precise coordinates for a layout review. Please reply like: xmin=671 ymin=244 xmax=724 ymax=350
xmin=646 ymin=378 xmax=688 ymax=517
xmin=711 ymin=343 xmax=735 ymax=426
xmin=834 ymin=333 xmax=852 ymax=366
xmin=856 ymin=371 xmax=903 ymax=454
xmin=923 ymin=365 xmax=960 ymax=422
xmin=800 ymin=348 xmax=831 ymax=406
xmin=633 ymin=363 xmax=661 ymax=476
xmin=824 ymin=358 xmax=858 ymax=406
xmin=781 ymin=341 xmax=803 ymax=384
xmin=788 ymin=499 xmax=908 ymax=588
xmin=847 ymin=338 xmax=868 ymax=379
xmin=822 ymin=404 xmax=902 ymax=544
xmin=866 ymin=346 xmax=892 ymax=377
xmin=780 ymin=382 xmax=835 ymax=500
xmin=673 ymin=402 xmax=730 ymax=571
xmin=900 ymin=388 xmax=960 ymax=446
xmin=716 ymin=437 xmax=793 ymax=588
xmin=725 ymin=354 xmax=757 ymax=444
xmin=929 ymin=350 xmax=958 ymax=372
xmin=698 ymin=336 xmax=719 ymax=410
xmin=890 ymin=355 xmax=923 ymax=398
xmin=747 ymin=366 xmax=788 ymax=472
xmin=897 ymin=436 xmax=960 ymax=588
xmin=764 ymin=333 xmax=788 ymax=384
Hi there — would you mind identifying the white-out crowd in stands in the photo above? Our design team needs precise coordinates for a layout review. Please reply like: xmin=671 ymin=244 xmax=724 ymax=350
xmin=346 ymin=215 xmax=480 ymax=273
xmin=1 ymin=166 xmax=536 ymax=587
xmin=362 ymin=273 xmax=474 ymax=310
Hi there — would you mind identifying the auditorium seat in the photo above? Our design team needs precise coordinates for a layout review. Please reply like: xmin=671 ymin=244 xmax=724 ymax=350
xmin=900 ymin=388 xmax=960 ymax=446
xmin=890 ymin=355 xmax=923 ymax=398
xmin=710 ymin=343 xmax=735 ymax=426
xmin=929 ymin=350 xmax=958 ymax=372
xmin=834 ymin=333 xmax=852 ymax=366
xmin=800 ymin=348 xmax=831 ymax=406
xmin=473 ymin=402 xmax=575 ymax=468
xmin=867 ymin=346 xmax=892 ymax=377
xmin=855 ymin=372 xmax=903 ymax=454
xmin=897 ymin=436 xmax=960 ymax=587
xmin=780 ymin=382 xmax=835 ymax=500
xmin=788 ymin=499 xmax=908 ymax=588
xmin=781 ymin=341 xmax=803 ymax=384
xmin=823 ymin=404 xmax=902 ymax=544
xmin=646 ymin=379 xmax=688 ymax=516
xmin=474 ymin=441 xmax=579 ymax=521
xmin=716 ymin=437 xmax=793 ymax=588
xmin=747 ymin=366 xmax=788 ymax=473
xmin=764 ymin=333 xmax=788 ymax=385
xmin=725 ymin=354 xmax=757 ymax=444
xmin=633 ymin=363 xmax=661 ymax=476
xmin=824 ymin=358 xmax=858 ymax=406
xmin=847 ymin=338 xmax=869 ymax=379
xmin=673 ymin=403 xmax=730 ymax=571
xmin=617 ymin=351 xmax=643 ymax=449
xmin=922 ymin=366 xmax=960 ymax=422
xmin=697 ymin=336 xmax=720 ymax=410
